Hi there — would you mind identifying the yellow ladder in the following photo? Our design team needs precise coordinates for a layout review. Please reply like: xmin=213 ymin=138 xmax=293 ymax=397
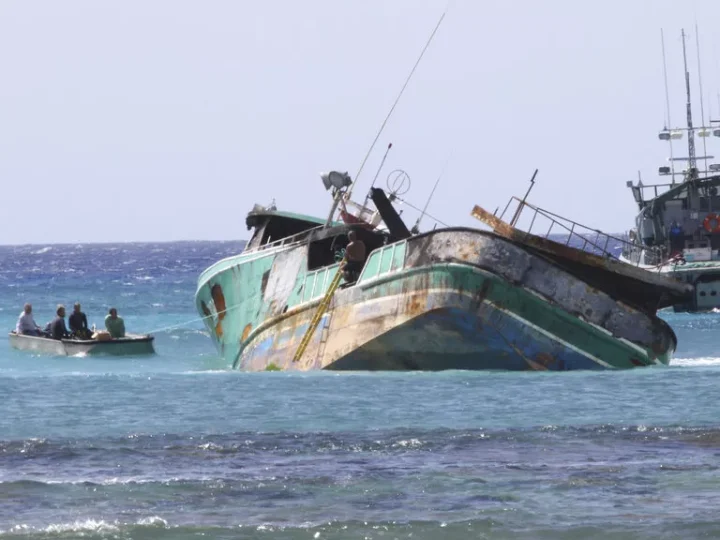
xmin=292 ymin=266 xmax=344 ymax=362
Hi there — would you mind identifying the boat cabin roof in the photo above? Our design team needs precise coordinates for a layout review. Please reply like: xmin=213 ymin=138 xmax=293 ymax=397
xmin=245 ymin=209 xmax=340 ymax=231
xmin=244 ymin=207 xmax=390 ymax=252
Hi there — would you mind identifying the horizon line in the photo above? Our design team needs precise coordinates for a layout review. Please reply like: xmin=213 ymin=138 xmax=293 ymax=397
xmin=0 ymin=238 xmax=249 ymax=248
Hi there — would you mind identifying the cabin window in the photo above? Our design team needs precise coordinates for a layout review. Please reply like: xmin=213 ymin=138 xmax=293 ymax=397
xmin=246 ymin=222 xmax=268 ymax=250
xmin=307 ymin=235 xmax=349 ymax=271
xmin=260 ymin=219 xmax=317 ymax=246
xmin=306 ymin=228 xmax=390 ymax=271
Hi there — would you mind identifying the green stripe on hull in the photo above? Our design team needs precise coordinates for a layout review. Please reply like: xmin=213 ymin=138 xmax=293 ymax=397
xmin=196 ymin=230 xmax=674 ymax=371
xmin=223 ymin=265 xmax=668 ymax=371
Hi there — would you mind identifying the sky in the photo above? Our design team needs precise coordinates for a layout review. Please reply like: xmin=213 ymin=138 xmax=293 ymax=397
xmin=2 ymin=0 xmax=720 ymax=244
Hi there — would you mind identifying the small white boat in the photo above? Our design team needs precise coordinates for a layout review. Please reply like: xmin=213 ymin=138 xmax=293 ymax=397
xmin=8 ymin=332 xmax=155 ymax=356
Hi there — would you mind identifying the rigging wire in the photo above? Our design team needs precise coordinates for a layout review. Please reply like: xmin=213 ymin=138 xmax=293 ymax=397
xmin=695 ymin=22 xmax=708 ymax=175
xmin=392 ymin=194 xmax=449 ymax=228
xmin=345 ymin=6 xmax=449 ymax=201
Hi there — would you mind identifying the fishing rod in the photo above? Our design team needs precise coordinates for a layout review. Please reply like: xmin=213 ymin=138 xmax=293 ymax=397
xmin=343 ymin=6 xmax=449 ymax=204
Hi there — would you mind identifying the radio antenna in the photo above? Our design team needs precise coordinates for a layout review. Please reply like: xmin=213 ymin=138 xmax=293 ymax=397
xmin=344 ymin=6 xmax=449 ymax=202
xmin=411 ymin=153 xmax=452 ymax=233
xmin=661 ymin=29 xmax=676 ymax=181
xmin=695 ymin=22 xmax=708 ymax=175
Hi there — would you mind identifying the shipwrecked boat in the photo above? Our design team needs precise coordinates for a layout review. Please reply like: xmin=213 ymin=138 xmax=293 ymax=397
xmin=195 ymin=172 xmax=691 ymax=371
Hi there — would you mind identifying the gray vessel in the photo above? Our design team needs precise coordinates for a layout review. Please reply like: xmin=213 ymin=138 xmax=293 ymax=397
xmin=621 ymin=28 xmax=720 ymax=312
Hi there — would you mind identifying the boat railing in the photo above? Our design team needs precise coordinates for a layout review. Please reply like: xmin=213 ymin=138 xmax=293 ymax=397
xmin=197 ymin=226 xmax=325 ymax=285
xmin=497 ymin=197 xmax=665 ymax=266
xmin=635 ymin=182 xmax=676 ymax=202
xmin=243 ymin=225 xmax=324 ymax=255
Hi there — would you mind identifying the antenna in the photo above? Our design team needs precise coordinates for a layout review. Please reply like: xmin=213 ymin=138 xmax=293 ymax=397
xmin=661 ymin=29 xmax=676 ymax=181
xmin=343 ymin=7 xmax=449 ymax=202
xmin=681 ymin=28 xmax=697 ymax=180
xmin=695 ymin=22 xmax=708 ymax=175
xmin=360 ymin=142 xmax=393 ymax=212
xmin=411 ymin=153 xmax=452 ymax=234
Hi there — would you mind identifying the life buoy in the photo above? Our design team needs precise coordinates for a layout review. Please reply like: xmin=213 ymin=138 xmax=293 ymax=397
xmin=703 ymin=213 xmax=720 ymax=233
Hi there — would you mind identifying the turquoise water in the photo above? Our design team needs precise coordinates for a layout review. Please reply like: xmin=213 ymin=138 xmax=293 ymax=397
xmin=1 ymin=242 xmax=720 ymax=539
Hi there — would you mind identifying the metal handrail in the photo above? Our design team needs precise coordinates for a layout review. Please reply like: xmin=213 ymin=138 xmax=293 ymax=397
xmin=499 ymin=197 xmax=665 ymax=266
xmin=196 ymin=225 xmax=327 ymax=286
xmin=244 ymin=225 xmax=326 ymax=254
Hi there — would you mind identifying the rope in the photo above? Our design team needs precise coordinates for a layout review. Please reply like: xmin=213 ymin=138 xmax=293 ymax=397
xmin=142 ymin=302 xmax=246 ymax=335
xmin=345 ymin=8 xmax=448 ymax=200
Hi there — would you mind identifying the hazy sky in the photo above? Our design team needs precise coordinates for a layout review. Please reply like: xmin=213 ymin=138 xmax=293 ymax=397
xmin=2 ymin=0 xmax=720 ymax=244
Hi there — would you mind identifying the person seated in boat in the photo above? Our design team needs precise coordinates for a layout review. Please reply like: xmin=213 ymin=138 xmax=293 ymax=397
xmin=104 ymin=307 xmax=126 ymax=338
xmin=15 ymin=303 xmax=42 ymax=336
xmin=342 ymin=230 xmax=367 ymax=283
xmin=48 ymin=305 xmax=70 ymax=340
xmin=68 ymin=302 xmax=91 ymax=339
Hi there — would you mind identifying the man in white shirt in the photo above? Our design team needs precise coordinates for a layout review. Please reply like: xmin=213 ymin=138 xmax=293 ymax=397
xmin=16 ymin=303 xmax=42 ymax=336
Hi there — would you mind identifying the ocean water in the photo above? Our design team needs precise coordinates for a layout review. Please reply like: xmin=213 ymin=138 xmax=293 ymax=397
xmin=1 ymin=241 xmax=720 ymax=539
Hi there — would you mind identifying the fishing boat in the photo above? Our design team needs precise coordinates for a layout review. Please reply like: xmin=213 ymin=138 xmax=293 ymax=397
xmin=194 ymin=13 xmax=691 ymax=371
xmin=621 ymin=28 xmax=720 ymax=311
xmin=8 ymin=332 xmax=155 ymax=356
xmin=194 ymin=169 xmax=691 ymax=371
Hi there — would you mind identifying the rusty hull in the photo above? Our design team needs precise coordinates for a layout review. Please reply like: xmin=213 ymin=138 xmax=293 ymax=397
xmin=471 ymin=205 xmax=693 ymax=313
xmin=197 ymin=228 xmax=677 ymax=371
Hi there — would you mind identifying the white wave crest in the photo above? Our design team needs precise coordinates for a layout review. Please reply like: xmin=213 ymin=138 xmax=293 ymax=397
xmin=0 ymin=516 xmax=169 ymax=535
xmin=672 ymin=357 xmax=720 ymax=367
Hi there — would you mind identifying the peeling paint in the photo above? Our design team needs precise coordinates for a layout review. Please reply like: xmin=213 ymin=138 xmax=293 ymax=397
xmin=241 ymin=323 xmax=252 ymax=342
xmin=210 ymin=284 xmax=226 ymax=338
xmin=196 ymin=228 xmax=678 ymax=372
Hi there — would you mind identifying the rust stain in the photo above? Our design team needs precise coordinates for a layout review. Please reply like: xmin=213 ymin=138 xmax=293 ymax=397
xmin=456 ymin=244 xmax=474 ymax=262
xmin=211 ymin=284 xmax=226 ymax=338
xmin=650 ymin=339 xmax=665 ymax=355
xmin=470 ymin=204 xmax=692 ymax=306
xmin=534 ymin=352 xmax=555 ymax=368
xmin=404 ymin=293 xmax=426 ymax=317
xmin=472 ymin=280 xmax=492 ymax=310
xmin=260 ymin=270 xmax=270 ymax=297
xmin=241 ymin=323 xmax=252 ymax=342
xmin=200 ymin=301 xmax=211 ymax=317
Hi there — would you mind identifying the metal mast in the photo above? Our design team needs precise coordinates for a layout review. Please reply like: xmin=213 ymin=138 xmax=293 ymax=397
xmin=681 ymin=28 xmax=697 ymax=180
xmin=660 ymin=29 xmax=675 ymax=181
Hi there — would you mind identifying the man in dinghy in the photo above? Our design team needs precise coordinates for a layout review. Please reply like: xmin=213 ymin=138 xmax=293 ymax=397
xmin=69 ymin=302 xmax=91 ymax=340
xmin=15 ymin=303 xmax=42 ymax=336
xmin=48 ymin=305 xmax=70 ymax=340
xmin=104 ymin=307 xmax=126 ymax=338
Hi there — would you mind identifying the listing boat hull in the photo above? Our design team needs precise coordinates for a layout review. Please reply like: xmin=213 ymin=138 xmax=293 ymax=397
xmin=8 ymin=332 xmax=155 ymax=356
xmin=196 ymin=224 xmax=682 ymax=371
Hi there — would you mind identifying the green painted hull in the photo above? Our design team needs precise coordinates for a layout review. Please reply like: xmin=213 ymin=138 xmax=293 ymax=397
xmin=196 ymin=228 xmax=676 ymax=371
